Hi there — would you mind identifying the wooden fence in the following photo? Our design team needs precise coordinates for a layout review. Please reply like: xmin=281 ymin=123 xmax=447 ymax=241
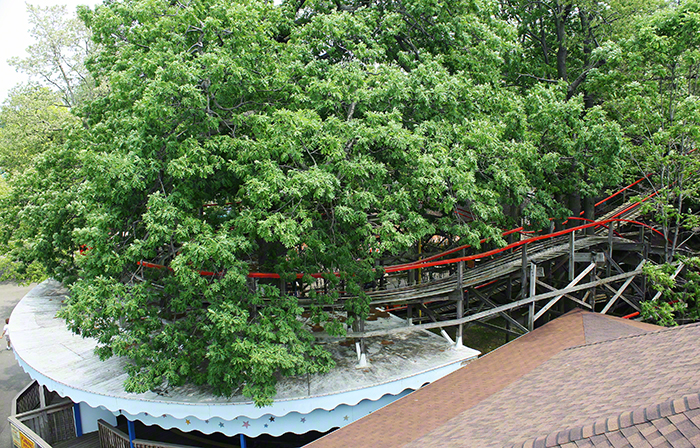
xmin=8 ymin=415 xmax=53 ymax=448
xmin=98 ymin=420 xmax=200 ymax=448
xmin=134 ymin=439 xmax=200 ymax=448
xmin=12 ymin=381 xmax=75 ymax=446
xmin=14 ymin=401 xmax=76 ymax=445
xmin=98 ymin=420 xmax=130 ymax=448
xmin=9 ymin=382 xmax=203 ymax=448
xmin=14 ymin=380 xmax=42 ymax=414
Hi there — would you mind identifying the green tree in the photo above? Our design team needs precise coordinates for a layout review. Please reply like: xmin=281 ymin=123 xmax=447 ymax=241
xmin=584 ymin=1 xmax=700 ymax=325
xmin=590 ymin=0 xmax=700 ymax=260
xmin=0 ymin=84 xmax=79 ymax=174
xmin=498 ymin=0 xmax=643 ymax=226
xmin=1 ymin=0 xmax=539 ymax=406
xmin=522 ymin=84 xmax=626 ymax=228
xmin=9 ymin=4 xmax=96 ymax=107
xmin=641 ymin=257 xmax=700 ymax=326
xmin=502 ymin=0 xmax=664 ymax=100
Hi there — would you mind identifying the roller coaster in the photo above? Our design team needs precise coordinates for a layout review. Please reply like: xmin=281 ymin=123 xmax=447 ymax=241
xmin=139 ymin=171 xmax=696 ymax=365
xmin=290 ymin=173 xmax=694 ymax=364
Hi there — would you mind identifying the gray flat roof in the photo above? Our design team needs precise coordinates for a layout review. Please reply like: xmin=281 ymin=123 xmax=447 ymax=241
xmin=11 ymin=280 xmax=478 ymax=421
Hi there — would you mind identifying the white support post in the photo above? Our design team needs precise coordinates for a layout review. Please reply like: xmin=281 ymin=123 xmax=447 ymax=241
xmin=355 ymin=340 xmax=369 ymax=368
xmin=440 ymin=329 xmax=455 ymax=345
xmin=355 ymin=319 xmax=369 ymax=368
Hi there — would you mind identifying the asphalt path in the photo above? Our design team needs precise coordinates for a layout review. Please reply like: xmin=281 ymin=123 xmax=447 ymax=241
xmin=0 ymin=283 xmax=36 ymax=448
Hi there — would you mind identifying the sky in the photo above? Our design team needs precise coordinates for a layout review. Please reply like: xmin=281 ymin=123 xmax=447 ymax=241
xmin=0 ymin=0 xmax=100 ymax=103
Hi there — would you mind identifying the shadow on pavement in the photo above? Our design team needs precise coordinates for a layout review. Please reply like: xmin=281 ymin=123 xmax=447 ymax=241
xmin=0 ymin=283 xmax=36 ymax=448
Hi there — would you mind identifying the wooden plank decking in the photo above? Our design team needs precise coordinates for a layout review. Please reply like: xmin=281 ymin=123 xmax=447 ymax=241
xmin=53 ymin=431 xmax=101 ymax=448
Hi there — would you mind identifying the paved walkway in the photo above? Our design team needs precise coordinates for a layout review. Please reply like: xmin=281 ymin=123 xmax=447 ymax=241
xmin=0 ymin=283 xmax=36 ymax=448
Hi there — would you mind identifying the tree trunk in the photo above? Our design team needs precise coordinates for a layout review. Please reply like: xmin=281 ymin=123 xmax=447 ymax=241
xmin=554 ymin=193 xmax=565 ymax=231
xmin=568 ymin=191 xmax=581 ymax=228
xmin=554 ymin=2 xmax=572 ymax=82
xmin=579 ymin=10 xmax=596 ymax=109
xmin=583 ymin=195 xmax=595 ymax=235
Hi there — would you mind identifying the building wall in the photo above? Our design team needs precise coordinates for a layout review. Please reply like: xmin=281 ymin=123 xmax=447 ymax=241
xmin=78 ymin=402 xmax=117 ymax=434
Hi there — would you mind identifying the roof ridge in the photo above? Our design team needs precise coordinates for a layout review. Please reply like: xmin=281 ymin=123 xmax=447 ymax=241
xmin=562 ymin=319 xmax=700 ymax=352
xmin=461 ymin=309 xmax=585 ymax=361
xmin=506 ymin=391 xmax=700 ymax=448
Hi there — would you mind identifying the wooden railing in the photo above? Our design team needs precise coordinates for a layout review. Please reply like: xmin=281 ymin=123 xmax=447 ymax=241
xmin=14 ymin=400 xmax=75 ymax=445
xmin=13 ymin=380 xmax=42 ymax=415
xmin=98 ymin=420 xmax=199 ymax=448
xmin=11 ymin=384 xmax=201 ymax=448
xmin=133 ymin=439 xmax=200 ymax=448
xmin=99 ymin=420 xmax=131 ymax=448
xmin=8 ymin=415 xmax=53 ymax=448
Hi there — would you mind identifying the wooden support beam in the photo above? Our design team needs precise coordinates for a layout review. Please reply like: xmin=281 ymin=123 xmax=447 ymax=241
xmin=506 ymin=273 xmax=513 ymax=302
xmin=600 ymin=260 xmax=646 ymax=314
xmin=521 ymin=244 xmax=529 ymax=300
xmin=534 ymin=262 xmax=596 ymax=322
xmin=551 ymin=255 xmax=570 ymax=278
xmin=350 ymin=268 xmax=643 ymax=339
xmin=528 ymin=262 xmax=537 ymax=331
xmin=604 ymin=252 xmax=646 ymax=298
xmin=456 ymin=260 xmax=464 ymax=348
xmin=419 ymin=303 xmax=441 ymax=323
xmin=589 ymin=260 xmax=597 ymax=310
xmin=607 ymin=221 xmax=614 ymax=277
xmin=598 ymin=281 xmax=638 ymax=311
xmin=471 ymin=288 xmax=529 ymax=333
xmin=474 ymin=320 xmax=523 ymax=337
xmin=535 ymin=280 xmax=593 ymax=309
xmin=569 ymin=231 xmax=576 ymax=281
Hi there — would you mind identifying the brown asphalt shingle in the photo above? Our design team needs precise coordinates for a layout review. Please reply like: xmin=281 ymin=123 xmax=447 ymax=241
xmin=412 ymin=322 xmax=700 ymax=447
xmin=581 ymin=312 xmax=657 ymax=343
xmin=510 ymin=393 xmax=700 ymax=448
xmin=307 ymin=310 xmax=660 ymax=448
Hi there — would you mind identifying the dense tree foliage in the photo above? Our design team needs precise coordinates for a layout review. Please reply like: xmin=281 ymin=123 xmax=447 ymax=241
xmin=9 ymin=4 xmax=96 ymax=107
xmin=591 ymin=1 xmax=700 ymax=324
xmin=1 ymin=0 xmax=699 ymax=404
xmin=0 ymin=85 xmax=78 ymax=174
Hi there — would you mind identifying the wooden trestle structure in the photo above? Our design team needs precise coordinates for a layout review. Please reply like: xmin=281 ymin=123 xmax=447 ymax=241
xmin=140 ymin=174 xmax=690 ymax=367
xmin=292 ymin=179 xmax=691 ymax=366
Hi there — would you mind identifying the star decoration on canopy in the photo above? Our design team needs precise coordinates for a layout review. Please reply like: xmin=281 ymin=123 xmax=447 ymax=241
xmin=243 ymin=421 xmax=251 ymax=428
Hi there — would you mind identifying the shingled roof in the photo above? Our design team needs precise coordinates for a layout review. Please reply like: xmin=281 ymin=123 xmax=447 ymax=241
xmin=305 ymin=309 xmax=700 ymax=448
xmin=509 ymin=392 xmax=700 ymax=448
